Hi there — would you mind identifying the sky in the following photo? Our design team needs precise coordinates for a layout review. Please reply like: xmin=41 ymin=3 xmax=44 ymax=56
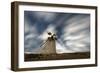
xmin=24 ymin=11 xmax=90 ymax=54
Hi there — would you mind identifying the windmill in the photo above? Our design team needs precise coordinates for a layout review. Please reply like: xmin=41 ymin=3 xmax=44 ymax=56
xmin=38 ymin=32 xmax=57 ymax=54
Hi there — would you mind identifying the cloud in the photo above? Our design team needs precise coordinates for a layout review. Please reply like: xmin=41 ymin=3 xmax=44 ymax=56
xmin=39 ymin=24 xmax=57 ymax=40
xmin=63 ymin=15 xmax=90 ymax=34
xmin=24 ymin=11 xmax=90 ymax=53
xmin=24 ymin=15 xmax=43 ymax=52
xmin=56 ymin=39 xmax=75 ymax=53
xmin=60 ymin=14 xmax=90 ymax=52
xmin=33 ymin=12 xmax=57 ymax=22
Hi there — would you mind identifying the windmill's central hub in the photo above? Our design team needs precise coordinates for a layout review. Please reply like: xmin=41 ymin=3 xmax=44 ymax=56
xmin=48 ymin=32 xmax=57 ymax=41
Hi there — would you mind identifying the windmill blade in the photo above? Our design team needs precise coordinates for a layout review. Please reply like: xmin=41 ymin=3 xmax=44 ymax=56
xmin=39 ymin=40 xmax=48 ymax=47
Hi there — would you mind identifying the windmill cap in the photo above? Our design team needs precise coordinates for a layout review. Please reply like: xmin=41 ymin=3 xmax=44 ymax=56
xmin=48 ymin=32 xmax=52 ymax=35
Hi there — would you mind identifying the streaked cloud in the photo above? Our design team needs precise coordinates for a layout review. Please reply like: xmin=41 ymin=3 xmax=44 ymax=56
xmin=24 ymin=11 xmax=90 ymax=53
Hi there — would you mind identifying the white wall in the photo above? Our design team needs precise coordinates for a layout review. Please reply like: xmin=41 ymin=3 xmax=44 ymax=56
xmin=0 ymin=0 xmax=99 ymax=73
